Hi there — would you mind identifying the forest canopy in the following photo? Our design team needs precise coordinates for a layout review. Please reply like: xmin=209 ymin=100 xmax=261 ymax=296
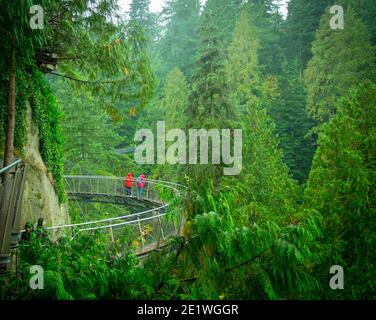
xmin=0 ymin=0 xmax=375 ymax=301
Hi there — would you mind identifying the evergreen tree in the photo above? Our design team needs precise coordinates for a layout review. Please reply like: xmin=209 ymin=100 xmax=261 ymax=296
xmin=226 ymin=6 xmax=299 ymax=215
xmin=283 ymin=0 xmax=332 ymax=77
xmin=247 ymin=0 xmax=285 ymax=76
xmin=304 ymin=8 xmax=375 ymax=123
xmin=176 ymin=92 xmax=320 ymax=301
xmin=271 ymin=66 xmax=317 ymax=184
xmin=304 ymin=82 xmax=376 ymax=299
xmin=129 ymin=0 xmax=156 ymax=40
xmin=160 ymin=67 xmax=189 ymax=130
xmin=202 ymin=0 xmax=242 ymax=46
xmin=226 ymin=6 xmax=313 ymax=184
xmin=56 ymin=81 xmax=122 ymax=175
xmin=226 ymin=8 xmax=260 ymax=109
xmin=156 ymin=0 xmax=201 ymax=80
xmin=184 ymin=12 xmax=238 ymax=191
xmin=129 ymin=0 xmax=151 ymax=23
xmin=236 ymin=101 xmax=300 ymax=223
xmin=344 ymin=0 xmax=376 ymax=46
xmin=151 ymin=67 xmax=190 ymax=181
xmin=271 ymin=0 xmax=333 ymax=184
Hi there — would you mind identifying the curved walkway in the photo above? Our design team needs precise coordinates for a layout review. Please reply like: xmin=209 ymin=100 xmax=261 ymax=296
xmin=47 ymin=176 xmax=185 ymax=256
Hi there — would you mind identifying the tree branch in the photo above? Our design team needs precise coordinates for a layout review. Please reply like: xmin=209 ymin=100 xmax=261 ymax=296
xmin=225 ymin=248 xmax=269 ymax=272
xmin=181 ymin=248 xmax=269 ymax=283
xmin=49 ymin=72 xmax=128 ymax=85
xmin=49 ymin=72 xmax=94 ymax=84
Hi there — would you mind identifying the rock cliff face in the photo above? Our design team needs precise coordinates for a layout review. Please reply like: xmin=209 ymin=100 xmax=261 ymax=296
xmin=20 ymin=105 xmax=69 ymax=230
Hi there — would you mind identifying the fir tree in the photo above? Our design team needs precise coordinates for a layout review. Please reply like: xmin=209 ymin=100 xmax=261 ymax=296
xmin=153 ymin=67 xmax=189 ymax=181
xmin=226 ymin=8 xmax=260 ymax=109
xmin=272 ymin=66 xmax=317 ymax=184
xmin=160 ymin=67 xmax=189 ymax=130
xmin=304 ymin=8 xmax=375 ymax=123
xmin=344 ymin=0 xmax=376 ymax=46
xmin=56 ymin=81 xmax=122 ymax=175
xmin=129 ymin=0 xmax=155 ymax=39
xmin=304 ymin=82 xmax=376 ymax=299
xmin=156 ymin=0 xmax=201 ymax=80
xmin=184 ymin=12 xmax=238 ymax=192
xmin=202 ymin=0 xmax=242 ymax=46
xmin=283 ymin=0 xmax=332 ymax=77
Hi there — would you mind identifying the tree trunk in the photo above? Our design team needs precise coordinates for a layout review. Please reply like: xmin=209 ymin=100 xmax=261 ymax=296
xmin=2 ymin=39 xmax=16 ymax=183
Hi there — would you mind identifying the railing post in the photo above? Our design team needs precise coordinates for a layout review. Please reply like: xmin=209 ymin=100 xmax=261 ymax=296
xmin=109 ymin=220 xmax=114 ymax=244
xmin=158 ymin=216 xmax=165 ymax=240
xmin=137 ymin=217 xmax=144 ymax=253
xmin=157 ymin=213 xmax=165 ymax=249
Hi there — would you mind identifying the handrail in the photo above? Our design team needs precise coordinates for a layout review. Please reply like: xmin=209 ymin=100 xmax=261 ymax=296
xmin=46 ymin=203 xmax=169 ymax=231
xmin=0 ymin=159 xmax=22 ymax=175
xmin=77 ymin=211 xmax=168 ymax=232
xmin=13 ymin=175 xmax=185 ymax=257
xmin=45 ymin=177 xmax=181 ymax=231
xmin=0 ymin=159 xmax=27 ymax=268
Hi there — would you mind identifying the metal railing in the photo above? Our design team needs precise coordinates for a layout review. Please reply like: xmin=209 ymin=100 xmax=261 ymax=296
xmin=0 ymin=159 xmax=27 ymax=268
xmin=50 ymin=176 xmax=184 ymax=256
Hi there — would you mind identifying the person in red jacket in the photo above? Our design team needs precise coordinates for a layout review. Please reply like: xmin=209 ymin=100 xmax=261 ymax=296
xmin=124 ymin=173 xmax=134 ymax=196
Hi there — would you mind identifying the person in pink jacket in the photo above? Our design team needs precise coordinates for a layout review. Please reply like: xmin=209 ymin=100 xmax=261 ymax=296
xmin=137 ymin=174 xmax=146 ymax=198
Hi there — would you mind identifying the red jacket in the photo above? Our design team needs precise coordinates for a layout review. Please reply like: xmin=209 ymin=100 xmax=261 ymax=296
xmin=124 ymin=174 xmax=134 ymax=188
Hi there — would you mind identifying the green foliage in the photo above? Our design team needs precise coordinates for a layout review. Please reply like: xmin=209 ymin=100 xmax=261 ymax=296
xmin=54 ymin=79 xmax=123 ymax=175
xmin=202 ymin=0 xmax=241 ymax=46
xmin=304 ymin=82 xmax=376 ymax=299
xmin=226 ymin=8 xmax=261 ymax=108
xmin=344 ymin=0 xmax=376 ymax=46
xmin=149 ymin=68 xmax=189 ymax=181
xmin=160 ymin=67 xmax=189 ymax=130
xmin=0 ymin=66 xmax=66 ymax=202
xmin=0 ymin=0 xmax=54 ymax=62
xmin=225 ymin=6 xmax=301 ymax=207
xmin=271 ymin=63 xmax=317 ymax=184
xmin=2 ymin=233 xmax=141 ymax=300
xmin=246 ymin=0 xmax=285 ymax=76
xmin=57 ymin=19 xmax=156 ymax=114
xmin=30 ymin=71 xmax=66 ymax=202
xmin=0 ymin=66 xmax=28 ymax=155
xmin=1 ymin=0 xmax=375 ymax=302
xmin=183 ymin=12 xmax=239 ymax=191
xmin=305 ymin=8 xmax=375 ymax=123
xmin=167 ymin=191 xmax=322 ymax=299
xmin=236 ymin=102 xmax=300 ymax=223
xmin=283 ymin=0 xmax=333 ymax=75
xmin=155 ymin=0 xmax=201 ymax=80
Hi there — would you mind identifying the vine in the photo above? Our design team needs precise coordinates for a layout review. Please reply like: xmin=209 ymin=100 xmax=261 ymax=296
xmin=0 ymin=63 xmax=66 ymax=203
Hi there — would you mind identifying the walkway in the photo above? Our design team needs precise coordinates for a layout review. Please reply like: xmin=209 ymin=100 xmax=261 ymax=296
xmin=48 ymin=176 xmax=185 ymax=256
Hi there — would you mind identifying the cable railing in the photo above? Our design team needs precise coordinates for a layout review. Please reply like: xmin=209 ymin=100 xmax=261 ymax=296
xmin=51 ymin=176 xmax=185 ymax=255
